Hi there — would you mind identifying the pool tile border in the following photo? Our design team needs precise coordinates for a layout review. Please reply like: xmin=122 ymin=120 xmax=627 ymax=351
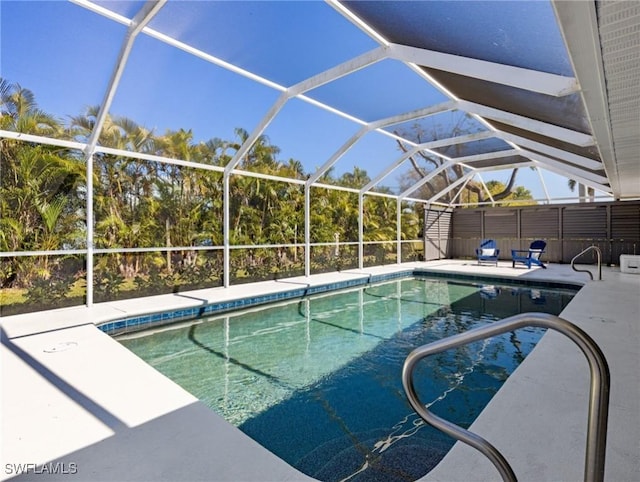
xmin=98 ymin=269 xmax=582 ymax=336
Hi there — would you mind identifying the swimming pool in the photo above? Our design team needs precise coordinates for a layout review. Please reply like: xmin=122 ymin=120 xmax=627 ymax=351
xmin=118 ymin=276 xmax=576 ymax=481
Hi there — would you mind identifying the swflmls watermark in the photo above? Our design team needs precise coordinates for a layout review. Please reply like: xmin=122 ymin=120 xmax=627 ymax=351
xmin=5 ymin=462 xmax=78 ymax=476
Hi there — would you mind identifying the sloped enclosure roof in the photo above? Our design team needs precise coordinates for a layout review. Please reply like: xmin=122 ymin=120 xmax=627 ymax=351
xmin=2 ymin=0 xmax=639 ymax=204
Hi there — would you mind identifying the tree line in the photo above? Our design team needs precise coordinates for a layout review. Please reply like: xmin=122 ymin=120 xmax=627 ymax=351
xmin=0 ymin=78 xmax=531 ymax=313
xmin=0 ymin=79 xmax=414 ymax=311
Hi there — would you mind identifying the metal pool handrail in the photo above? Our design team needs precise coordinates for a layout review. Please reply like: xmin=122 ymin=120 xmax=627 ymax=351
xmin=402 ymin=312 xmax=610 ymax=482
xmin=571 ymin=245 xmax=603 ymax=281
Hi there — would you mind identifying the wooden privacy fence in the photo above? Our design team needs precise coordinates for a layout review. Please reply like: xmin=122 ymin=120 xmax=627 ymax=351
xmin=424 ymin=201 xmax=640 ymax=265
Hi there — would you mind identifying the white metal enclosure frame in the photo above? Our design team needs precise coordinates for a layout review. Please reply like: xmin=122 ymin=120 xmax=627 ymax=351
xmin=1 ymin=0 xmax=638 ymax=308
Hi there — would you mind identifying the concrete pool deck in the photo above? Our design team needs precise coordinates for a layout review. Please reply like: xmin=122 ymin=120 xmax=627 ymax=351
xmin=1 ymin=260 xmax=638 ymax=481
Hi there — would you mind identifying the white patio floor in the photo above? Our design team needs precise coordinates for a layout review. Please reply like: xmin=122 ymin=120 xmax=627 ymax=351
xmin=1 ymin=260 xmax=638 ymax=481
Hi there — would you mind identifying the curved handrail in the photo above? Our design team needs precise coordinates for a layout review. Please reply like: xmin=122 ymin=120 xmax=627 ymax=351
xmin=571 ymin=246 xmax=603 ymax=281
xmin=402 ymin=312 xmax=610 ymax=482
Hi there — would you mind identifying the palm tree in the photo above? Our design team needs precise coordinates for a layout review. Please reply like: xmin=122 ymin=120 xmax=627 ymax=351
xmin=1 ymin=81 xmax=84 ymax=288
xmin=0 ymin=78 xmax=62 ymax=137
xmin=339 ymin=166 xmax=370 ymax=189
xmin=283 ymin=159 xmax=307 ymax=180
xmin=70 ymin=107 xmax=160 ymax=280
xmin=364 ymin=196 xmax=397 ymax=242
xmin=230 ymin=127 xmax=281 ymax=171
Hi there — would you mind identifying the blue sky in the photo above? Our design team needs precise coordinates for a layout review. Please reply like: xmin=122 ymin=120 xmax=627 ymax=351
xmin=1 ymin=0 xmax=579 ymax=200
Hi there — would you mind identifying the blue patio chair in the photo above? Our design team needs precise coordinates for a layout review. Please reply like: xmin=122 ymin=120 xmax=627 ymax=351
xmin=476 ymin=239 xmax=499 ymax=266
xmin=512 ymin=240 xmax=547 ymax=269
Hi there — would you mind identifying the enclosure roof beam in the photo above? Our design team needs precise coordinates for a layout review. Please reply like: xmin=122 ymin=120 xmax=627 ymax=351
xmin=471 ymin=161 xmax=537 ymax=172
xmin=458 ymin=100 xmax=595 ymax=147
xmin=496 ymin=131 xmax=603 ymax=171
xmin=306 ymin=126 xmax=371 ymax=186
xmin=520 ymin=151 xmax=612 ymax=194
xmin=475 ymin=173 xmax=496 ymax=205
xmin=362 ymin=129 xmax=499 ymax=195
xmin=71 ymin=0 xmax=130 ymax=24
xmin=289 ymin=46 xmax=388 ymax=97
xmin=224 ymin=93 xmax=290 ymax=176
xmin=427 ymin=172 xmax=475 ymax=203
xmin=418 ymin=130 xmax=496 ymax=150
xmin=83 ymin=0 xmax=166 ymax=155
xmin=536 ymin=166 xmax=552 ymax=203
xmin=72 ymin=0 xmax=286 ymax=92
xmin=225 ymin=47 xmax=388 ymax=174
xmin=356 ymin=101 xmax=460 ymax=193
xmin=553 ymin=0 xmax=619 ymax=198
xmin=446 ymin=176 xmax=473 ymax=208
xmin=398 ymin=160 xmax=456 ymax=199
xmin=360 ymin=148 xmax=419 ymax=194
xmin=388 ymin=43 xmax=579 ymax=97
xmin=362 ymin=130 xmax=499 ymax=195
xmin=536 ymin=164 xmax=613 ymax=196
xmin=448 ymin=149 xmax=520 ymax=165
xmin=369 ymin=101 xmax=457 ymax=130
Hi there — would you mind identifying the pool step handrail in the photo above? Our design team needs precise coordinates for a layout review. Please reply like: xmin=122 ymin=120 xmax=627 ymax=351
xmin=571 ymin=245 xmax=603 ymax=281
xmin=402 ymin=312 xmax=610 ymax=482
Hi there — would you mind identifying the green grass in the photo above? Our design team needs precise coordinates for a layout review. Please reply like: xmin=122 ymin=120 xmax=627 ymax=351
xmin=0 ymin=287 xmax=25 ymax=305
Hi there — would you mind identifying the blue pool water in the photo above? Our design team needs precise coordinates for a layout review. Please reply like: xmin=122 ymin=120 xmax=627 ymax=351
xmin=118 ymin=277 xmax=576 ymax=481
